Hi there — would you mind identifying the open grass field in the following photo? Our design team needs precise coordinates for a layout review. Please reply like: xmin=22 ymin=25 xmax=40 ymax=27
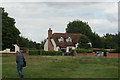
xmin=2 ymin=55 xmax=119 ymax=78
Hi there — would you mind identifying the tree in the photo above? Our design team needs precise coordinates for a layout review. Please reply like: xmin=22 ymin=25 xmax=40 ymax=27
xmin=2 ymin=8 xmax=20 ymax=50
xmin=66 ymin=20 xmax=103 ymax=48
xmin=89 ymin=32 xmax=104 ymax=48
xmin=2 ymin=8 xmax=41 ymax=50
xmin=18 ymin=36 xmax=40 ymax=50
xmin=102 ymin=33 xmax=119 ymax=49
xmin=66 ymin=20 xmax=92 ymax=36
xmin=40 ymin=39 xmax=46 ymax=49
xmin=78 ymin=35 xmax=90 ymax=48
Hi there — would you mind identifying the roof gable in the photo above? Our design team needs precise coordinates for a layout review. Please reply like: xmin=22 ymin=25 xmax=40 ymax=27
xmin=51 ymin=33 xmax=81 ymax=47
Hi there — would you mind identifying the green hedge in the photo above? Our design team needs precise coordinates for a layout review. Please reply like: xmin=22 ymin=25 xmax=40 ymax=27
xmin=101 ymin=48 xmax=120 ymax=53
xmin=75 ymin=48 xmax=93 ymax=53
xmin=42 ymin=51 xmax=62 ymax=56
xmin=69 ymin=50 xmax=74 ymax=56
xmin=29 ymin=50 xmax=62 ymax=56
xmin=70 ymin=48 xmax=93 ymax=56
xmin=29 ymin=50 xmax=40 ymax=55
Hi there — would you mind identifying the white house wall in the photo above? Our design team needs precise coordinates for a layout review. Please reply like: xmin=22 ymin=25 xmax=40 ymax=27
xmin=75 ymin=43 xmax=79 ymax=48
xmin=44 ymin=39 xmax=48 ymax=51
xmin=66 ymin=46 xmax=76 ymax=52
xmin=56 ymin=47 xmax=59 ymax=51
xmin=66 ymin=47 xmax=69 ymax=52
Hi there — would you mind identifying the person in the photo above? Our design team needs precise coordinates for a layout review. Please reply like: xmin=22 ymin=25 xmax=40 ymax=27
xmin=16 ymin=51 xmax=25 ymax=78
xmin=104 ymin=52 xmax=107 ymax=57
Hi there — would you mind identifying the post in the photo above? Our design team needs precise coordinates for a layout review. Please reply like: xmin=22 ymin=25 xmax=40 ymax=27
xmin=62 ymin=52 xmax=64 ymax=56
xmin=40 ymin=49 xmax=42 ymax=56
xmin=74 ymin=49 xmax=77 ymax=56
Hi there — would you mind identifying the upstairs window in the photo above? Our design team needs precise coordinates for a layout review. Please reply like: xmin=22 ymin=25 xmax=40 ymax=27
xmin=66 ymin=37 xmax=72 ymax=42
xmin=58 ymin=37 xmax=64 ymax=42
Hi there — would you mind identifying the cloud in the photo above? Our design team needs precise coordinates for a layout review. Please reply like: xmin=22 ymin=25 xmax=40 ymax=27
xmin=2 ymin=2 xmax=118 ymax=42
xmin=2 ymin=0 xmax=120 ymax=2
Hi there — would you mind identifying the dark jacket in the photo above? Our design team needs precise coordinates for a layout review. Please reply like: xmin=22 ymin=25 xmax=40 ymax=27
xmin=16 ymin=54 xmax=25 ymax=63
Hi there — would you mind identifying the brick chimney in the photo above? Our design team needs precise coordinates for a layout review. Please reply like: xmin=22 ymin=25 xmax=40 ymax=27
xmin=48 ymin=28 xmax=52 ymax=39
xmin=48 ymin=28 xmax=54 ymax=51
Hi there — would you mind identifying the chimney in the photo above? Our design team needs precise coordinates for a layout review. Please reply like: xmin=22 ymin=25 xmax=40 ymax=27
xmin=48 ymin=28 xmax=52 ymax=39
xmin=48 ymin=28 xmax=53 ymax=51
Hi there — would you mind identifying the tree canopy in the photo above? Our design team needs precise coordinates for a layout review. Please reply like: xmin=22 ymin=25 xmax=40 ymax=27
xmin=102 ymin=33 xmax=118 ymax=49
xmin=78 ymin=35 xmax=90 ymax=48
xmin=2 ymin=8 xmax=20 ymax=50
xmin=66 ymin=20 xmax=104 ymax=48
xmin=2 ymin=8 xmax=40 ymax=50
xmin=66 ymin=20 xmax=92 ymax=36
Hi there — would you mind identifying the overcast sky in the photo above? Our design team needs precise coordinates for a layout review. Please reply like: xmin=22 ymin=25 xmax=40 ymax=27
xmin=1 ymin=0 xmax=119 ymax=43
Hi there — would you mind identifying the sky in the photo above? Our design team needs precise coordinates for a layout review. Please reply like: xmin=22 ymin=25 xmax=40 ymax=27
xmin=1 ymin=0 xmax=119 ymax=43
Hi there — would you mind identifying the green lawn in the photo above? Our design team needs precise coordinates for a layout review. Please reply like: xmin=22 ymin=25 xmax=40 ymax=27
xmin=2 ymin=55 xmax=119 ymax=78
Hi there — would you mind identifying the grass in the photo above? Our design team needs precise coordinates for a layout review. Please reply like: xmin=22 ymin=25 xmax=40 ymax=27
xmin=2 ymin=55 xmax=119 ymax=78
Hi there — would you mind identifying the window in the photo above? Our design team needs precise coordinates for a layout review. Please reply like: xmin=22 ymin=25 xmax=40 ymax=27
xmin=66 ymin=37 xmax=72 ymax=42
xmin=58 ymin=37 xmax=64 ymax=42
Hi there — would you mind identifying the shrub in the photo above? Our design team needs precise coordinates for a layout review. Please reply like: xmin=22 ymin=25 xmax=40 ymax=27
xmin=101 ymin=49 xmax=108 ymax=53
xmin=29 ymin=50 xmax=62 ymax=56
xmin=69 ymin=48 xmax=93 ymax=56
xmin=115 ymin=47 xmax=120 ymax=53
xmin=76 ymin=48 xmax=93 ymax=53
xmin=109 ymin=49 xmax=120 ymax=53
xmin=101 ymin=48 xmax=120 ymax=53
xmin=29 ymin=50 xmax=40 ymax=55
xmin=70 ymin=50 xmax=74 ymax=56
xmin=42 ymin=51 xmax=62 ymax=56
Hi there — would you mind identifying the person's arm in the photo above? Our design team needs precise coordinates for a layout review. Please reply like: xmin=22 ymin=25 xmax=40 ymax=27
xmin=22 ymin=54 xmax=25 ymax=61
xmin=16 ymin=55 xmax=18 ymax=63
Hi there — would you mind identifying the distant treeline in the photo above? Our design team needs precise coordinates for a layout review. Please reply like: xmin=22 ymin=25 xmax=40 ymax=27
xmin=66 ymin=20 xmax=119 ymax=49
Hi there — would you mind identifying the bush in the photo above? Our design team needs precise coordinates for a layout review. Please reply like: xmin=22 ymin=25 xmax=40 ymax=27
xmin=69 ymin=48 xmax=93 ymax=56
xmin=76 ymin=48 xmax=93 ymax=53
xmin=29 ymin=50 xmax=40 ymax=55
xmin=69 ymin=50 xmax=74 ymax=56
xmin=109 ymin=49 xmax=120 ymax=53
xmin=29 ymin=50 xmax=62 ymax=56
xmin=101 ymin=48 xmax=120 ymax=53
xmin=115 ymin=47 xmax=120 ymax=53
xmin=101 ymin=49 xmax=108 ymax=53
xmin=42 ymin=51 xmax=62 ymax=56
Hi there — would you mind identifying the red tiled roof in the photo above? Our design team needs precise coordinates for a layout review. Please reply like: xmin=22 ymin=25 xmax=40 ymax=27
xmin=51 ymin=33 xmax=81 ymax=48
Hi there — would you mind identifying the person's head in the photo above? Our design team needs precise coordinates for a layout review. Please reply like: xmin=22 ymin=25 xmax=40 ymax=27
xmin=16 ymin=51 xmax=20 ymax=54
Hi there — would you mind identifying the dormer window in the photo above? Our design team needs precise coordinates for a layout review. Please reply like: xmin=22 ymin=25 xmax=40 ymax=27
xmin=66 ymin=37 xmax=72 ymax=42
xmin=58 ymin=37 xmax=64 ymax=42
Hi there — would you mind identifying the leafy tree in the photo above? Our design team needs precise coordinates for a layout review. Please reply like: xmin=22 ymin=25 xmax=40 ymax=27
xmin=66 ymin=20 xmax=92 ymax=36
xmin=78 ymin=35 xmax=90 ymax=48
xmin=89 ymin=32 xmax=103 ymax=48
xmin=40 ymin=39 xmax=46 ymax=49
xmin=66 ymin=20 xmax=103 ymax=48
xmin=102 ymin=33 xmax=119 ymax=49
xmin=2 ymin=8 xmax=20 ymax=50
xmin=18 ymin=36 xmax=40 ymax=50
xmin=0 ymin=8 xmax=2 ymax=50
xmin=2 ymin=8 xmax=40 ymax=50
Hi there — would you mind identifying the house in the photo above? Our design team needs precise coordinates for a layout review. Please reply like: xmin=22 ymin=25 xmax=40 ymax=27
xmin=44 ymin=28 xmax=81 ymax=52
xmin=0 ymin=44 xmax=20 ymax=53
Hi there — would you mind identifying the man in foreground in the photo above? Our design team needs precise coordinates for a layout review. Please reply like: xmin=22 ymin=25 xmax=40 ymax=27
xmin=16 ymin=51 xmax=26 ymax=78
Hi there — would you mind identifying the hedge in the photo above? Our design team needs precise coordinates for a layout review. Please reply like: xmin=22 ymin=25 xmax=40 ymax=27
xmin=42 ymin=51 xmax=62 ymax=56
xmin=29 ymin=50 xmax=62 ymax=56
xmin=70 ymin=48 xmax=93 ymax=56
xmin=29 ymin=50 xmax=40 ymax=55
xmin=76 ymin=48 xmax=93 ymax=53
xmin=101 ymin=48 xmax=120 ymax=53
